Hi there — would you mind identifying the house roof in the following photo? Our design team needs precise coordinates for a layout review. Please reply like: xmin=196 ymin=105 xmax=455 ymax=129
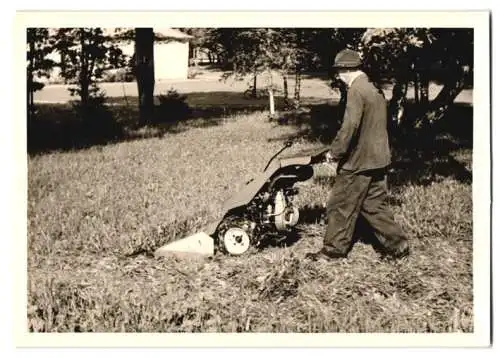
xmin=104 ymin=28 xmax=193 ymax=42
xmin=155 ymin=28 xmax=193 ymax=40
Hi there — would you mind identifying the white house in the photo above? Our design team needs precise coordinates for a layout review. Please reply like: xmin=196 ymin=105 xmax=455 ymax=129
xmin=116 ymin=28 xmax=194 ymax=81
xmin=35 ymin=28 xmax=194 ymax=83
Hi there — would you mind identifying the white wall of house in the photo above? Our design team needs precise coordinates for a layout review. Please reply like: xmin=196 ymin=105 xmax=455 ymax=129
xmin=122 ymin=40 xmax=190 ymax=81
xmin=154 ymin=41 xmax=190 ymax=81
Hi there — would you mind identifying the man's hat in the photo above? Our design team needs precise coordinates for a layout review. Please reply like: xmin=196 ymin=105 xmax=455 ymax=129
xmin=333 ymin=49 xmax=362 ymax=69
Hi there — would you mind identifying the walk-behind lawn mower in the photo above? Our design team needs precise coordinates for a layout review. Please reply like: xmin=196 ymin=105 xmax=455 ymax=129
xmin=155 ymin=141 xmax=330 ymax=258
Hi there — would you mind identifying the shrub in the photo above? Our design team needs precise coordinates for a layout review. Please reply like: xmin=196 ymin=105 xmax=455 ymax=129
xmin=69 ymin=94 xmax=123 ymax=143
xmin=155 ymin=88 xmax=192 ymax=123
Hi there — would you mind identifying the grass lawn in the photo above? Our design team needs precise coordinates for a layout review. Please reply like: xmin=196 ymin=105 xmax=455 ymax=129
xmin=27 ymin=102 xmax=473 ymax=332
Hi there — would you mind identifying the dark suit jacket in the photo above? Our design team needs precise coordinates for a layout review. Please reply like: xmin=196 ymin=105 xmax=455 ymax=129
xmin=330 ymin=73 xmax=392 ymax=173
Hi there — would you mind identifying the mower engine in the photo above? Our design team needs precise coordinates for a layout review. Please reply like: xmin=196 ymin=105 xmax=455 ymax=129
xmin=217 ymin=185 xmax=302 ymax=255
xmin=264 ymin=189 xmax=300 ymax=231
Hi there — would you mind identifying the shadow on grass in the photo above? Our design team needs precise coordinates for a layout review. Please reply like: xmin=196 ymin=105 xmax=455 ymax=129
xmin=27 ymin=101 xmax=126 ymax=155
xmin=28 ymin=91 xmax=333 ymax=155
xmin=272 ymin=101 xmax=473 ymax=189
xmin=28 ymin=92 xmax=262 ymax=155
xmin=387 ymin=103 xmax=473 ymax=188
xmin=256 ymin=229 xmax=304 ymax=251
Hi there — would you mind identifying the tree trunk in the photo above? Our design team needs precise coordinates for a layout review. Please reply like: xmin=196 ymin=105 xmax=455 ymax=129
xmin=432 ymin=62 xmax=466 ymax=106
xmin=339 ymin=81 xmax=348 ymax=108
xmin=414 ymin=73 xmax=420 ymax=106
xmin=268 ymin=88 xmax=275 ymax=116
xmin=135 ymin=28 xmax=155 ymax=125
xmin=283 ymin=74 xmax=289 ymax=106
xmin=79 ymin=29 xmax=89 ymax=109
xmin=420 ymin=70 xmax=429 ymax=105
xmin=252 ymin=70 xmax=257 ymax=98
xmin=389 ymin=79 xmax=408 ymax=125
xmin=294 ymin=68 xmax=301 ymax=108
xmin=330 ymin=76 xmax=347 ymax=109
xmin=424 ymin=83 xmax=465 ymax=124
xmin=80 ymin=75 xmax=89 ymax=109
xmin=28 ymin=87 xmax=34 ymax=116
xmin=27 ymin=35 xmax=35 ymax=119
xmin=419 ymin=65 xmax=466 ymax=126
xmin=432 ymin=81 xmax=464 ymax=106
xmin=27 ymin=82 xmax=34 ymax=120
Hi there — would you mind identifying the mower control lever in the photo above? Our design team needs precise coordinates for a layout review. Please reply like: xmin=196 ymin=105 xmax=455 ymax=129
xmin=263 ymin=140 xmax=294 ymax=172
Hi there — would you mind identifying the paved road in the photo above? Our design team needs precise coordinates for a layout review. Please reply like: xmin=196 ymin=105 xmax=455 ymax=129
xmin=34 ymin=76 xmax=473 ymax=105
xmin=34 ymin=77 xmax=333 ymax=103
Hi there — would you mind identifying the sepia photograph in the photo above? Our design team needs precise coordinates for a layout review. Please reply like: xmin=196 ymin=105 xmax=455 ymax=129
xmin=15 ymin=10 xmax=491 ymax=348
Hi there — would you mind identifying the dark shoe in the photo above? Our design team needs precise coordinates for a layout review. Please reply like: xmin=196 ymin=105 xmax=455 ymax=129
xmin=381 ymin=242 xmax=410 ymax=260
xmin=395 ymin=245 xmax=410 ymax=258
xmin=305 ymin=248 xmax=347 ymax=261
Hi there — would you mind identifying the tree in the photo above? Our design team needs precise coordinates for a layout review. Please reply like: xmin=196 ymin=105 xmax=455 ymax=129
xmin=111 ymin=27 xmax=156 ymax=125
xmin=207 ymin=28 xmax=241 ymax=69
xmin=179 ymin=28 xmax=210 ymax=61
xmin=360 ymin=28 xmax=472 ymax=129
xmin=360 ymin=28 xmax=421 ymax=125
xmin=276 ymin=28 xmax=363 ymax=109
xmin=215 ymin=29 xmax=278 ymax=114
xmin=424 ymin=28 xmax=473 ymax=123
xmin=134 ymin=28 xmax=155 ymax=125
xmin=53 ymin=28 xmax=126 ymax=108
xmin=27 ymin=28 xmax=55 ymax=118
xmin=212 ymin=28 xmax=314 ymax=112
xmin=185 ymin=27 xmax=472 ymax=129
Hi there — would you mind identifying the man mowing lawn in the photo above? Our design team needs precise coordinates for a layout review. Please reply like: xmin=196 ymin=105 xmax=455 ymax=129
xmin=306 ymin=49 xmax=410 ymax=262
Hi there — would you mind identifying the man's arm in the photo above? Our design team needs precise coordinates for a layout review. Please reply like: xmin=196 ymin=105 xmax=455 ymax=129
xmin=329 ymin=87 xmax=364 ymax=162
